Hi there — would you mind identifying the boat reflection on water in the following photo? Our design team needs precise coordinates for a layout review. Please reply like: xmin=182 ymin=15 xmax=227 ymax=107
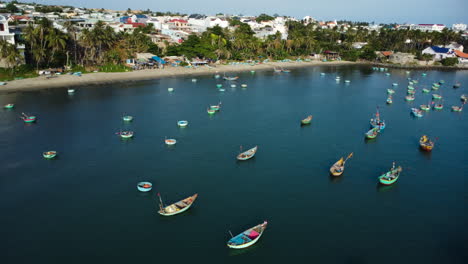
xmin=329 ymin=174 xmax=344 ymax=184
xmin=227 ymin=242 xmax=262 ymax=257
xmin=376 ymin=183 xmax=398 ymax=193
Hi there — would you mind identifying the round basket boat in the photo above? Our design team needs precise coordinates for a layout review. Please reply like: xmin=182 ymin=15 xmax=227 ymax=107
xmin=120 ymin=131 xmax=134 ymax=139
xmin=231 ymin=84 xmax=236 ymax=88
xmin=137 ymin=182 xmax=152 ymax=192
xmin=165 ymin=139 xmax=177 ymax=145
xmin=22 ymin=116 xmax=36 ymax=123
xmin=43 ymin=151 xmax=57 ymax=159
xmin=177 ymin=120 xmax=188 ymax=127
xmin=4 ymin=103 xmax=14 ymax=109
xmin=241 ymin=84 xmax=248 ymax=88
xmin=191 ymin=78 xmax=197 ymax=82
xmin=68 ymin=89 xmax=75 ymax=94
xmin=123 ymin=116 xmax=133 ymax=122
xmin=216 ymin=84 xmax=223 ymax=88
xmin=168 ymin=88 xmax=174 ymax=92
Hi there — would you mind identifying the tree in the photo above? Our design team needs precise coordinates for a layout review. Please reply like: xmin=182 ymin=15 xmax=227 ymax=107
xmin=256 ymin=14 xmax=274 ymax=23
xmin=6 ymin=2 xmax=19 ymax=13
xmin=441 ymin=57 xmax=458 ymax=66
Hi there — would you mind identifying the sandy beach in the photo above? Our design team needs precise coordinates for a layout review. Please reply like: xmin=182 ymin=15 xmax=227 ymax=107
xmin=0 ymin=61 xmax=358 ymax=92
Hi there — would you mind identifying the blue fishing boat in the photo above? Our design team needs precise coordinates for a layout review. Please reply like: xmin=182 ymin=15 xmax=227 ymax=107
xmin=411 ymin=108 xmax=423 ymax=117
xmin=370 ymin=108 xmax=385 ymax=130
xmin=227 ymin=221 xmax=268 ymax=249
xmin=379 ymin=162 xmax=402 ymax=185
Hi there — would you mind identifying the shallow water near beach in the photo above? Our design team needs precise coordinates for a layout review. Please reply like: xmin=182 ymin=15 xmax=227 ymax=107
xmin=1 ymin=65 xmax=467 ymax=263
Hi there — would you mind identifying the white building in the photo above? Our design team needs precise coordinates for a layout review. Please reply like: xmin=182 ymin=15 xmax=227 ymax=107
xmin=422 ymin=46 xmax=455 ymax=61
xmin=452 ymin=23 xmax=467 ymax=32
xmin=0 ymin=15 xmax=15 ymax=45
xmin=411 ymin=24 xmax=446 ymax=32
xmin=445 ymin=42 xmax=463 ymax=52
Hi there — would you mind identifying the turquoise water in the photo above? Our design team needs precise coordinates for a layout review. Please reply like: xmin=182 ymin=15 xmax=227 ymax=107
xmin=1 ymin=66 xmax=467 ymax=263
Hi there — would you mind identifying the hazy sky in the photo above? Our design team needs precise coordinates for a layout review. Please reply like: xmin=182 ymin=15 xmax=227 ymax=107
xmin=34 ymin=0 xmax=465 ymax=25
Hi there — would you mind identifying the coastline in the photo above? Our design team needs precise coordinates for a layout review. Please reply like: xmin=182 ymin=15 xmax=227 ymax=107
xmin=0 ymin=61 xmax=358 ymax=93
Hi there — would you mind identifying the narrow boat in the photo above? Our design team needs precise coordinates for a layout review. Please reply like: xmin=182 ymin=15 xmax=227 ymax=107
xmin=4 ymin=103 xmax=14 ymax=109
xmin=329 ymin=153 xmax=353 ymax=176
xmin=168 ymin=87 xmax=174 ymax=92
xmin=432 ymin=94 xmax=442 ymax=100
xmin=412 ymin=80 xmax=419 ymax=84
xmin=282 ymin=69 xmax=291 ymax=73
xmin=207 ymin=108 xmax=216 ymax=115
xmin=301 ymin=115 xmax=313 ymax=125
xmin=370 ymin=108 xmax=385 ymax=130
xmin=453 ymin=82 xmax=461 ymax=88
xmin=157 ymin=193 xmax=198 ymax=216
xmin=118 ymin=131 xmax=134 ymax=139
xmin=433 ymin=83 xmax=440 ymax=88
xmin=210 ymin=102 xmax=221 ymax=111
xmin=419 ymin=135 xmax=434 ymax=151
xmin=137 ymin=182 xmax=152 ymax=192
xmin=227 ymin=221 xmax=268 ymax=249
xmin=387 ymin=89 xmax=395 ymax=94
xmin=386 ymin=96 xmax=393 ymax=104
xmin=431 ymin=85 xmax=439 ymax=90
xmin=451 ymin=105 xmax=463 ymax=112
xmin=67 ymin=88 xmax=75 ymax=94
xmin=165 ymin=138 xmax=177 ymax=145
xmin=392 ymin=83 xmax=398 ymax=86
xmin=420 ymin=104 xmax=430 ymax=111
xmin=223 ymin=76 xmax=239 ymax=81
xmin=378 ymin=162 xmax=402 ymax=185
xmin=177 ymin=120 xmax=188 ymax=127
xmin=123 ymin=115 xmax=133 ymax=122
xmin=43 ymin=151 xmax=57 ymax=159
xmin=21 ymin=113 xmax=36 ymax=123
xmin=422 ymin=88 xmax=430 ymax=93
xmin=237 ymin=146 xmax=258 ymax=161
xmin=241 ymin=84 xmax=248 ymax=88
xmin=216 ymin=84 xmax=223 ymax=88
xmin=365 ymin=127 xmax=379 ymax=139
xmin=461 ymin=94 xmax=467 ymax=102
xmin=433 ymin=103 xmax=443 ymax=110
xmin=411 ymin=108 xmax=423 ymax=117
xmin=405 ymin=95 xmax=415 ymax=101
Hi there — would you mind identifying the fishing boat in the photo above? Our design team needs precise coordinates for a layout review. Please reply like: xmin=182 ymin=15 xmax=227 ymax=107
xmin=431 ymin=85 xmax=439 ymax=90
xmin=433 ymin=103 xmax=443 ymax=110
xmin=453 ymin=82 xmax=461 ymax=88
xmin=4 ymin=103 xmax=14 ymax=109
xmin=165 ymin=138 xmax=177 ymax=145
xmin=227 ymin=221 xmax=268 ymax=249
xmin=210 ymin=102 xmax=221 ymax=111
xmin=219 ymin=88 xmax=225 ymax=92
xmin=43 ymin=151 xmax=57 ymax=159
xmin=419 ymin=135 xmax=434 ymax=151
xmin=241 ymin=84 xmax=248 ymax=88
xmin=0 ymin=82 xmax=6 ymax=85
xmin=432 ymin=94 xmax=442 ymax=100
xmin=392 ymin=83 xmax=398 ymax=86
xmin=177 ymin=120 xmax=188 ymax=127
xmin=386 ymin=96 xmax=393 ymax=104
xmin=335 ymin=76 xmax=341 ymax=81
xmin=422 ymin=73 xmax=427 ymax=76
xmin=191 ymin=78 xmax=197 ymax=82
xmin=216 ymin=84 xmax=223 ymax=88
xmin=168 ymin=87 xmax=174 ymax=92
xmin=387 ymin=89 xmax=395 ymax=94
xmin=378 ymin=162 xmax=402 ymax=185
xmin=157 ymin=193 xmax=198 ymax=216
xmin=282 ymin=69 xmax=291 ymax=73
xmin=67 ymin=88 xmax=75 ymax=94
xmin=370 ymin=109 xmax=385 ymax=130
xmin=237 ymin=146 xmax=258 ymax=161
xmin=365 ymin=127 xmax=379 ymax=139
xmin=407 ymin=85 xmax=414 ymax=90
xmin=385 ymin=73 xmax=391 ymax=76
xmin=118 ymin=131 xmax=134 ymax=139
xmin=422 ymin=88 xmax=430 ymax=93
xmin=411 ymin=108 xmax=423 ymax=117
xmin=439 ymin=80 xmax=445 ymax=84
xmin=214 ymin=74 xmax=221 ymax=79
xmin=273 ymin=67 xmax=282 ymax=73
xmin=207 ymin=108 xmax=216 ymax=115
xmin=461 ymin=94 xmax=467 ymax=102
xmin=21 ymin=113 xmax=36 ymax=123
xmin=250 ymin=70 xmax=255 ymax=74
xmin=223 ymin=76 xmax=239 ymax=81
xmin=420 ymin=104 xmax=430 ymax=111
xmin=137 ymin=182 xmax=152 ymax=192
xmin=345 ymin=80 xmax=351 ymax=83
xmin=231 ymin=84 xmax=237 ymax=88
xmin=412 ymin=80 xmax=419 ymax=84
xmin=122 ymin=115 xmax=133 ymax=122
xmin=301 ymin=115 xmax=313 ymax=125
xmin=433 ymin=83 xmax=440 ymax=88
xmin=405 ymin=95 xmax=415 ymax=101
xmin=320 ymin=72 xmax=326 ymax=76
xmin=451 ymin=105 xmax=464 ymax=112
xmin=329 ymin=153 xmax=353 ymax=176
xmin=407 ymin=90 xmax=416 ymax=95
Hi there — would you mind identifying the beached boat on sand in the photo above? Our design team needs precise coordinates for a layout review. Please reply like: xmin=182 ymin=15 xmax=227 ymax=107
xmin=157 ymin=193 xmax=198 ymax=216
xmin=227 ymin=221 xmax=268 ymax=249
xmin=237 ymin=146 xmax=257 ymax=161
xmin=330 ymin=153 xmax=353 ymax=176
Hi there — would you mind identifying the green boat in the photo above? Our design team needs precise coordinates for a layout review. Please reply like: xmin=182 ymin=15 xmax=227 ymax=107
xmin=301 ymin=115 xmax=313 ymax=125
xmin=451 ymin=105 xmax=463 ymax=112
xmin=432 ymin=94 xmax=442 ymax=100
xmin=434 ymin=104 xmax=443 ymax=110
xmin=387 ymin=89 xmax=395 ymax=94
xmin=405 ymin=95 xmax=415 ymax=101
xmin=422 ymin=88 xmax=430 ymax=93
xmin=420 ymin=104 xmax=430 ymax=111
xmin=123 ymin=115 xmax=133 ymax=122
xmin=433 ymin=83 xmax=440 ymax=87
xmin=378 ymin=162 xmax=402 ymax=185
xmin=43 ymin=151 xmax=57 ymax=159
xmin=216 ymin=84 xmax=223 ymax=88
xmin=207 ymin=108 xmax=216 ymax=115
xmin=412 ymin=80 xmax=419 ymax=84
xmin=21 ymin=113 xmax=36 ymax=123
xmin=431 ymin=86 xmax=439 ymax=90
xmin=422 ymin=73 xmax=427 ymax=76
xmin=439 ymin=80 xmax=445 ymax=84
xmin=119 ymin=131 xmax=134 ymax=139
xmin=4 ymin=103 xmax=14 ymax=109
xmin=407 ymin=90 xmax=416 ymax=95
xmin=386 ymin=96 xmax=393 ymax=104
xmin=407 ymin=86 xmax=414 ymax=90
xmin=365 ymin=127 xmax=379 ymax=139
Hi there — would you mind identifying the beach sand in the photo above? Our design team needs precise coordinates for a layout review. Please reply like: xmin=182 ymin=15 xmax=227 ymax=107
xmin=0 ymin=61 xmax=358 ymax=92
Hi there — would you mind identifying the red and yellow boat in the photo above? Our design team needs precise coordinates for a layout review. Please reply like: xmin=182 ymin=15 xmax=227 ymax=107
xmin=419 ymin=135 xmax=434 ymax=151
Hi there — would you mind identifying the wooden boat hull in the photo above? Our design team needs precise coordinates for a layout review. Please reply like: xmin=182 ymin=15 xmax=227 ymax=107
xmin=23 ymin=116 xmax=36 ymax=123
xmin=434 ymin=105 xmax=443 ymax=110
xmin=451 ymin=107 xmax=462 ymax=112
xmin=158 ymin=194 xmax=198 ymax=216
xmin=301 ymin=116 xmax=313 ymax=125
xmin=227 ymin=221 xmax=267 ymax=249
xmin=43 ymin=151 xmax=57 ymax=159
xmin=420 ymin=105 xmax=430 ymax=111
xmin=4 ymin=104 xmax=14 ymax=109
xmin=330 ymin=159 xmax=344 ymax=176
xmin=379 ymin=168 xmax=402 ymax=185
xmin=422 ymin=89 xmax=430 ymax=93
xmin=365 ymin=128 xmax=378 ymax=139
xmin=405 ymin=96 xmax=415 ymax=101
xmin=237 ymin=146 xmax=258 ymax=161
xmin=432 ymin=95 xmax=442 ymax=100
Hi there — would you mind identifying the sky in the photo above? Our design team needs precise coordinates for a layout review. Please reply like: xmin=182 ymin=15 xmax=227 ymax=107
xmin=32 ymin=0 xmax=466 ymax=25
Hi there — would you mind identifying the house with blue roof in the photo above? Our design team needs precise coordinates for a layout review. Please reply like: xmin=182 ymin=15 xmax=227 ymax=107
xmin=422 ymin=46 xmax=455 ymax=61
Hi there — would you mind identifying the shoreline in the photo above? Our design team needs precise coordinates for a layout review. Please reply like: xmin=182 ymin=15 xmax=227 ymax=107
xmin=1 ymin=60 xmax=466 ymax=93
xmin=1 ymin=61 xmax=357 ymax=93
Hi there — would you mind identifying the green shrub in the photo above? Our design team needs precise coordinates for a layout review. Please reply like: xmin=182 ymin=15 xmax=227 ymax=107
xmin=440 ymin=57 xmax=458 ymax=66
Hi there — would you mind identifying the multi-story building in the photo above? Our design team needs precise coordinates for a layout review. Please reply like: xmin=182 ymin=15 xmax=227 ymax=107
xmin=411 ymin=24 xmax=446 ymax=32
xmin=452 ymin=23 xmax=467 ymax=32
xmin=0 ymin=15 xmax=15 ymax=45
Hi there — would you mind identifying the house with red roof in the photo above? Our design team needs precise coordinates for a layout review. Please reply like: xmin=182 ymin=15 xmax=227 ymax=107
xmin=454 ymin=50 xmax=468 ymax=64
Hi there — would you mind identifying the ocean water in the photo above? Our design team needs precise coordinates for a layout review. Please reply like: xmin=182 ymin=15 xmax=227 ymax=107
xmin=1 ymin=65 xmax=467 ymax=263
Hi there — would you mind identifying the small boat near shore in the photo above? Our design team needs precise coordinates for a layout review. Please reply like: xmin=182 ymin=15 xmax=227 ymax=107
xmin=21 ymin=113 xmax=36 ymax=123
xmin=4 ymin=103 xmax=14 ymax=109
xmin=453 ymin=82 xmax=461 ymax=88
xmin=422 ymin=88 xmax=430 ymax=93
xmin=301 ymin=115 xmax=313 ymax=125
xmin=419 ymin=135 xmax=434 ymax=151
xmin=137 ymin=182 xmax=152 ymax=192
xmin=378 ymin=162 xmax=402 ymax=185
xmin=158 ymin=193 xmax=198 ymax=216
xmin=432 ymin=94 xmax=442 ymax=100
xmin=387 ymin=89 xmax=395 ymax=94
xmin=43 ymin=151 xmax=57 ymax=159
xmin=227 ymin=221 xmax=268 ymax=249
xmin=330 ymin=153 xmax=353 ymax=176
xmin=67 ymin=88 xmax=75 ymax=94
xmin=451 ymin=105 xmax=464 ymax=112
xmin=223 ymin=76 xmax=239 ymax=81
xmin=237 ymin=146 xmax=257 ymax=161
xmin=420 ymin=103 xmax=430 ymax=111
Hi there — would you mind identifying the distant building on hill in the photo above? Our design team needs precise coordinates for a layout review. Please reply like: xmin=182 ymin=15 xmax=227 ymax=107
xmin=411 ymin=24 xmax=446 ymax=32
xmin=452 ymin=23 xmax=467 ymax=32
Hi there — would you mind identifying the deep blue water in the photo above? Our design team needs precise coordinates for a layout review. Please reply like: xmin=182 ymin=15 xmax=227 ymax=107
xmin=1 ymin=65 xmax=467 ymax=263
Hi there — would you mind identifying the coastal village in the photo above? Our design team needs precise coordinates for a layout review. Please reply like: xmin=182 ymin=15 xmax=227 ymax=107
xmin=0 ymin=1 xmax=468 ymax=78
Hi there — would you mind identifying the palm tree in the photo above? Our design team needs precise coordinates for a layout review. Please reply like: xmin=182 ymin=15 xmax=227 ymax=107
xmin=47 ymin=29 xmax=68 ymax=65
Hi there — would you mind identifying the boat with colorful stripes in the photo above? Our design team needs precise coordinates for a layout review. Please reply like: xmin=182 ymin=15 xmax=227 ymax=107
xmin=227 ymin=221 xmax=268 ymax=249
xmin=379 ymin=162 xmax=402 ymax=185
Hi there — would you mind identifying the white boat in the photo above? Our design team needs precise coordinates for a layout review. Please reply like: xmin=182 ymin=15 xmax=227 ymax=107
xmin=177 ymin=120 xmax=188 ymax=127
xmin=67 ymin=88 xmax=75 ymax=94
xmin=191 ymin=78 xmax=197 ymax=82
xmin=168 ymin=88 xmax=174 ymax=92
xmin=241 ymin=84 xmax=248 ymax=88
xmin=227 ymin=221 xmax=268 ymax=249
xmin=165 ymin=138 xmax=177 ymax=145
xmin=237 ymin=146 xmax=257 ymax=161
xmin=158 ymin=193 xmax=198 ymax=216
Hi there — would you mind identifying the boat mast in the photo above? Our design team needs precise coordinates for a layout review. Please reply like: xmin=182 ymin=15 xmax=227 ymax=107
xmin=157 ymin=193 xmax=164 ymax=210
xmin=344 ymin=152 xmax=353 ymax=164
